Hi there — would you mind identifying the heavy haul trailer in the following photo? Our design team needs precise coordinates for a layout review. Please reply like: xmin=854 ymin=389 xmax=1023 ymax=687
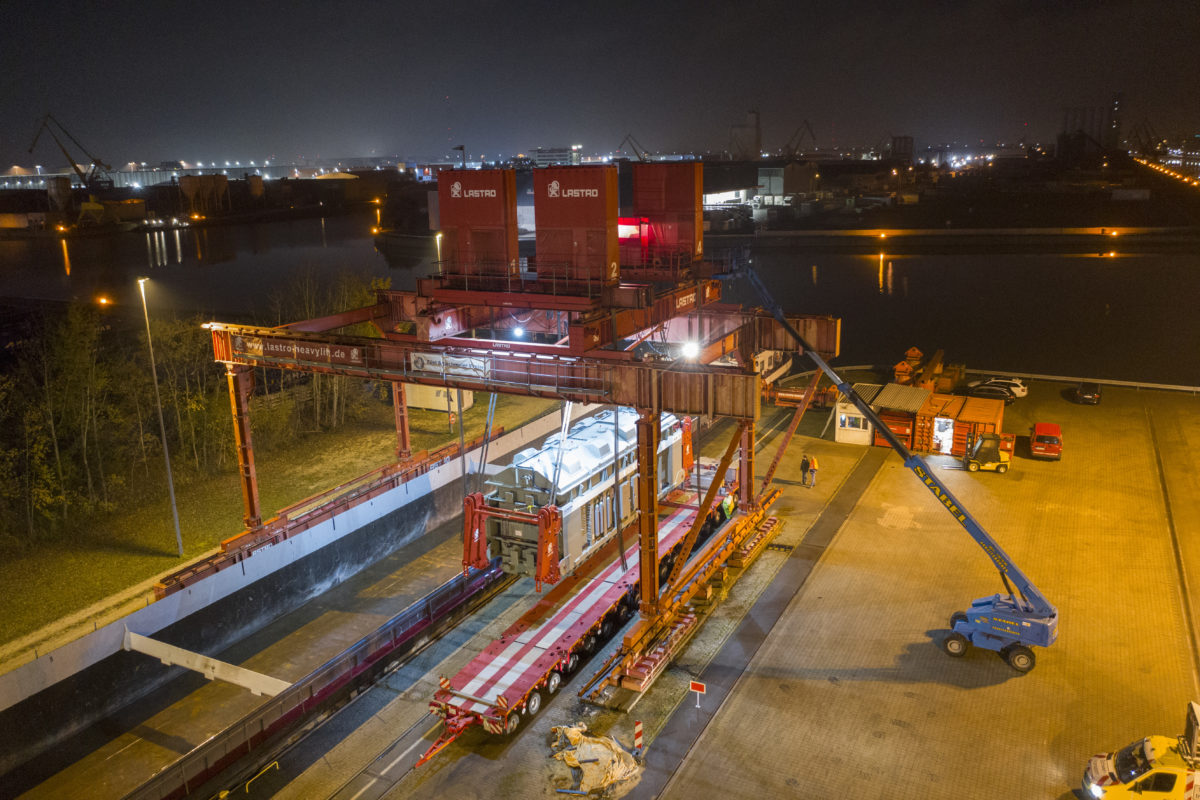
xmin=743 ymin=268 xmax=1058 ymax=671
xmin=421 ymin=406 xmax=736 ymax=764
xmin=420 ymin=497 xmax=721 ymax=765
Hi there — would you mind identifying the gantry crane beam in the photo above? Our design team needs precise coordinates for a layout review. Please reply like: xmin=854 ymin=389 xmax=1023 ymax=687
xmin=207 ymin=322 xmax=761 ymax=420
xmin=391 ymin=281 xmax=726 ymax=354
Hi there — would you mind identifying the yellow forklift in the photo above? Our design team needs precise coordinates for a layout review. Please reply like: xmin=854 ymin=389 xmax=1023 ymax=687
xmin=963 ymin=433 xmax=1011 ymax=474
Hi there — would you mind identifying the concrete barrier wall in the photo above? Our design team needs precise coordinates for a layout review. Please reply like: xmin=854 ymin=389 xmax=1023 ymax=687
xmin=0 ymin=404 xmax=596 ymax=778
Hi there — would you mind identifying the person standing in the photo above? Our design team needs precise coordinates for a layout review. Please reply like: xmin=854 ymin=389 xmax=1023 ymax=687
xmin=808 ymin=454 xmax=819 ymax=487
xmin=799 ymin=454 xmax=810 ymax=487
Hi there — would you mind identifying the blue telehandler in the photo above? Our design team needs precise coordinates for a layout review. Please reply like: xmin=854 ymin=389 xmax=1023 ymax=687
xmin=743 ymin=267 xmax=1058 ymax=672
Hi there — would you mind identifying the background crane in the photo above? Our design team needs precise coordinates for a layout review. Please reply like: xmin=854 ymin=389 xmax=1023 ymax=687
xmin=28 ymin=114 xmax=113 ymax=191
xmin=783 ymin=119 xmax=817 ymax=158
xmin=615 ymin=133 xmax=651 ymax=161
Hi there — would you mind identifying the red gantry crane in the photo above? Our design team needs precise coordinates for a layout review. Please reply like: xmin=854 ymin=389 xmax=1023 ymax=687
xmin=203 ymin=162 xmax=842 ymax=761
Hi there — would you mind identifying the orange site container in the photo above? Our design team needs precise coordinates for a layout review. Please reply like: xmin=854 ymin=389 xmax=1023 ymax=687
xmin=913 ymin=393 xmax=965 ymax=453
xmin=951 ymin=396 xmax=1007 ymax=457
xmin=534 ymin=166 xmax=619 ymax=287
xmin=437 ymin=169 xmax=519 ymax=278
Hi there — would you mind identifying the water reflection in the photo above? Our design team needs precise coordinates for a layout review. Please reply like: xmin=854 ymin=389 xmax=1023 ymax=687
xmin=145 ymin=230 xmax=176 ymax=268
xmin=0 ymin=209 xmax=389 ymax=317
xmin=744 ymin=245 xmax=1199 ymax=383
xmin=876 ymin=253 xmax=896 ymax=296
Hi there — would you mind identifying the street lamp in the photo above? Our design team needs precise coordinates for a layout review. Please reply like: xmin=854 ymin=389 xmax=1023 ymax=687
xmin=137 ymin=278 xmax=184 ymax=557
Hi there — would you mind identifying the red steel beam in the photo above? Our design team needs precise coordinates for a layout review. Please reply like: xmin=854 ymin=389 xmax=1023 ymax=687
xmin=757 ymin=370 xmax=822 ymax=500
xmin=635 ymin=408 xmax=661 ymax=617
xmin=568 ymin=280 xmax=722 ymax=353
xmin=738 ymin=420 xmax=755 ymax=509
xmin=663 ymin=420 xmax=747 ymax=593
xmin=280 ymin=302 xmax=390 ymax=333
xmin=225 ymin=364 xmax=261 ymax=529
xmin=392 ymin=382 xmax=411 ymax=459
xmin=206 ymin=323 xmax=762 ymax=420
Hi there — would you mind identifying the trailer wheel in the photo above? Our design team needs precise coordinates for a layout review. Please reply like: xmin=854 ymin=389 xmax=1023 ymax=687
xmin=966 ymin=462 xmax=980 ymax=472
xmin=659 ymin=554 xmax=675 ymax=583
xmin=599 ymin=614 xmax=616 ymax=640
xmin=942 ymin=632 xmax=969 ymax=657
xmin=580 ymin=634 xmax=597 ymax=654
xmin=1002 ymin=645 xmax=1035 ymax=673
xmin=949 ymin=611 xmax=968 ymax=629
xmin=503 ymin=710 xmax=521 ymax=735
xmin=563 ymin=652 xmax=580 ymax=674
xmin=997 ymin=464 xmax=1009 ymax=474
xmin=618 ymin=595 xmax=637 ymax=622
xmin=546 ymin=670 xmax=563 ymax=695
xmin=525 ymin=689 xmax=543 ymax=717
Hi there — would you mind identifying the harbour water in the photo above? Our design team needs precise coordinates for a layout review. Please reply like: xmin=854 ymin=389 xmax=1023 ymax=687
xmin=1 ymin=208 xmax=1196 ymax=385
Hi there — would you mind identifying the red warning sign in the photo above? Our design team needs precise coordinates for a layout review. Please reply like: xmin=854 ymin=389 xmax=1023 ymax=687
xmin=689 ymin=680 xmax=706 ymax=694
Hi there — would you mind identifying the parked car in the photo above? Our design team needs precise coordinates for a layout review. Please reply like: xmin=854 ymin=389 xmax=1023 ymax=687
xmin=967 ymin=376 xmax=1029 ymax=398
xmin=965 ymin=384 xmax=1016 ymax=405
xmin=1074 ymin=382 xmax=1102 ymax=404
xmin=1030 ymin=422 xmax=1062 ymax=460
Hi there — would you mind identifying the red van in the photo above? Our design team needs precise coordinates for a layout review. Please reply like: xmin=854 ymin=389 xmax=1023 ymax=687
xmin=1030 ymin=423 xmax=1062 ymax=460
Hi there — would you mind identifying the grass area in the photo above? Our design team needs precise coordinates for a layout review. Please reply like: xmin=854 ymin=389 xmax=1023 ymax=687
xmin=0 ymin=393 xmax=556 ymax=646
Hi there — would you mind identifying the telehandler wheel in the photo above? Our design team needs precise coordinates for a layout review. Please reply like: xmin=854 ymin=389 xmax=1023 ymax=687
xmin=1002 ymin=645 xmax=1035 ymax=673
xmin=966 ymin=462 xmax=980 ymax=472
xmin=950 ymin=611 xmax=968 ymax=629
xmin=942 ymin=632 xmax=969 ymax=657
xmin=997 ymin=464 xmax=1009 ymax=474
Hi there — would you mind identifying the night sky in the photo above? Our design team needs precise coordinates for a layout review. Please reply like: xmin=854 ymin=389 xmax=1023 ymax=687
xmin=3 ymin=0 xmax=1197 ymax=169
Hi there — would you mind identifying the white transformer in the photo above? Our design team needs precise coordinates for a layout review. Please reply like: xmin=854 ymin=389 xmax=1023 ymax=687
xmin=482 ymin=407 xmax=686 ymax=580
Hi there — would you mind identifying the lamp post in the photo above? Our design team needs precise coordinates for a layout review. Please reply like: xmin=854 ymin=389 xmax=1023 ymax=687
xmin=137 ymin=278 xmax=184 ymax=557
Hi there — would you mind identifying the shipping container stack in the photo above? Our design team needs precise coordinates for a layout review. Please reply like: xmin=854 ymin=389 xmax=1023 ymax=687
xmin=436 ymin=168 xmax=520 ymax=285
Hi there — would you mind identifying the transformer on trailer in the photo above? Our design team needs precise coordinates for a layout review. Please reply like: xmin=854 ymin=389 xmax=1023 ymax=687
xmin=471 ymin=408 xmax=687 ymax=584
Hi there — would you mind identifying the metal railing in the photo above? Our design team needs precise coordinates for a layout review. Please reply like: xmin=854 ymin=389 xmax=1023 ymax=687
xmin=125 ymin=561 xmax=509 ymax=800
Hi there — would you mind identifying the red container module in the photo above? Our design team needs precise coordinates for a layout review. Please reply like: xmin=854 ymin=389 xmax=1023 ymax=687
xmin=437 ymin=169 xmax=519 ymax=278
xmin=627 ymin=162 xmax=704 ymax=269
xmin=533 ymin=166 xmax=619 ymax=287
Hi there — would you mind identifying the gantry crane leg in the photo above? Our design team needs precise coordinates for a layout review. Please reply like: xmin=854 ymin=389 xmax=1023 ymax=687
xmin=635 ymin=408 xmax=661 ymax=617
xmin=738 ymin=420 xmax=755 ymax=509
xmin=392 ymin=382 xmax=411 ymax=460
xmin=226 ymin=364 xmax=261 ymax=529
